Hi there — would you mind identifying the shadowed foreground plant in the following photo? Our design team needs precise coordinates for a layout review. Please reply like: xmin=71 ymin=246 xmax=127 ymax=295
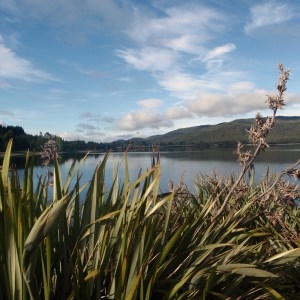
xmin=0 ymin=146 xmax=297 ymax=299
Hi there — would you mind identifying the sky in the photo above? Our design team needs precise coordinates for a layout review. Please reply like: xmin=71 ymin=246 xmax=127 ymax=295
xmin=0 ymin=0 xmax=300 ymax=142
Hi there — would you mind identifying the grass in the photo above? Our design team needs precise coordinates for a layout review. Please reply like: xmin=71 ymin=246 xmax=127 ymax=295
xmin=1 ymin=64 xmax=300 ymax=299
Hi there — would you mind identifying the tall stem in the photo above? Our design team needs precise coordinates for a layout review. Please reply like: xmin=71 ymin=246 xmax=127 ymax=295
xmin=215 ymin=64 xmax=290 ymax=217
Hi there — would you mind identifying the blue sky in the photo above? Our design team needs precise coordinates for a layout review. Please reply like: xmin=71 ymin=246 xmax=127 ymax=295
xmin=0 ymin=0 xmax=300 ymax=142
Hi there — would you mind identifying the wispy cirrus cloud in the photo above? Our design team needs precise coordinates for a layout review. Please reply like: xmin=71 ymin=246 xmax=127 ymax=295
xmin=0 ymin=35 xmax=56 ymax=86
xmin=202 ymin=43 xmax=236 ymax=63
xmin=245 ymin=2 xmax=295 ymax=34
xmin=118 ymin=2 xmax=228 ymax=79
xmin=0 ymin=0 xmax=131 ymax=44
xmin=116 ymin=3 xmax=245 ymax=106
xmin=126 ymin=4 xmax=225 ymax=51
xmin=116 ymin=47 xmax=178 ymax=72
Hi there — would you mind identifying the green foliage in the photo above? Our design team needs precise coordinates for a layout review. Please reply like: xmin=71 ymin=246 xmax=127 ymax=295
xmin=1 ymin=139 xmax=300 ymax=299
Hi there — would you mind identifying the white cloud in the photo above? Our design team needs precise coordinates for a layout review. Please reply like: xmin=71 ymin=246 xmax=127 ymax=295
xmin=284 ymin=92 xmax=300 ymax=108
xmin=165 ymin=106 xmax=192 ymax=119
xmin=159 ymin=71 xmax=223 ymax=99
xmin=127 ymin=4 xmax=226 ymax=52
xmin=118 ymin=3 xmax=230 ymax=71
xmin=116 ymin=47 xmax=178 ymax=71
xmin=0 ymin=35 xmax=55 ymax=85
xmin=202 ymin=43 xmax=236 ymax=62
xmin=116 ymin=101 xmax=194 ymax=132
xmin=159 ymin=72 xmax=201 ymax=97
xmin=185 ymin=89 xmax=269 ymax=117
xmin=245 ymin=2 xmax=294 ymax=33
xmin=116 ymin=110 xmax=172 ymax=131
xmin=117 ymin=3 xmax=243 ymax=104
xmin=165 ymin=34 xmax=205 ymax=54
xmin=228 ymin=81 xmax=256 ymax=94
xmin=137 ymin=99 xmax=164 ymax=109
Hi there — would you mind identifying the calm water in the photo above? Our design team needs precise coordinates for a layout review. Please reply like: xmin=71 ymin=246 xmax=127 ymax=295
xmin=10 ymin=145 xmax=300 ymax=193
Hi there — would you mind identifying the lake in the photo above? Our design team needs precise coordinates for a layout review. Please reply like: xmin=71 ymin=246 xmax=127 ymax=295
xmin=10 ymin=144 xmax=300 ymax=194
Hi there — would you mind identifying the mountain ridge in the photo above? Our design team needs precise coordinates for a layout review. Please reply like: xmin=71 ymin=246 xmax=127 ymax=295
xmin=1 ymin=116 xmax=300 ymax=152
xmin=117 ymin=116 xmax=300 ymax=147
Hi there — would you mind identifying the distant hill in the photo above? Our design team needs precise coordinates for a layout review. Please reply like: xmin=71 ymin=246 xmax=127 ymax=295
xmin=1 ymin=116 xmax=300 ymax=153
xmin=122 ymin=116 xmax=300 ymax=150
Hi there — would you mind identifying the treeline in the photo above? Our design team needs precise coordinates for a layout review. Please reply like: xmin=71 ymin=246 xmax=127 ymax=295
xmin=0 ymin=124 xmax=235 ymax=153
xmin=0 ymin=124 xmax=203 ymax=153
xmin=0 ymin=125 xmax=111 ymax=153
xmin=0 ymin=125 xmax=151 ymax=153
xmin=2 ymin=116 xmax=300 ymax=153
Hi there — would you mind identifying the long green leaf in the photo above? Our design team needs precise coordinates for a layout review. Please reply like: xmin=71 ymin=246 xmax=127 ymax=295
xmin=22 ymin=193 xmax=72 ymax=299
xmin=216 ymin=264 xmax=277 ymax=278
xmin=1 ymin=139 xmax=12 ymax=184
xmin=265 ymin=248 xmax=300 ymax=265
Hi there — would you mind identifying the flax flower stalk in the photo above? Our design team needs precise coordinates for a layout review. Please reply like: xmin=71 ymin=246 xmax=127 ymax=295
xmin=216 ymin=64 xmax=290 ymax=217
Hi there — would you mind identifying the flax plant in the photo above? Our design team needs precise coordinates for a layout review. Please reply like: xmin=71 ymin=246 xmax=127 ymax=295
xmin=0 ymin=140 xmax=48 ymax=300
xmin=0 ymin=138 xmax=299 ymax=299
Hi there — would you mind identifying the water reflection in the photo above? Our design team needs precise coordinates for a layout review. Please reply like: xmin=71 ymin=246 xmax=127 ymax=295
xmin=5 ymin=146 xmax=300 ymax=194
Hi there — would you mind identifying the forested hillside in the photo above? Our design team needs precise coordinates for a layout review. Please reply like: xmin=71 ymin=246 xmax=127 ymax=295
xmin=1 ymin=116 xmax=300 ymax=152
xmin=144 ymin=116 xmax=300 ymax=146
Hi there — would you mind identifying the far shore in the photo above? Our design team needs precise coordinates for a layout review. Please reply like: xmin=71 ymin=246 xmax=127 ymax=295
xmin=1 ymin=143 xmax=300 ymax=159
